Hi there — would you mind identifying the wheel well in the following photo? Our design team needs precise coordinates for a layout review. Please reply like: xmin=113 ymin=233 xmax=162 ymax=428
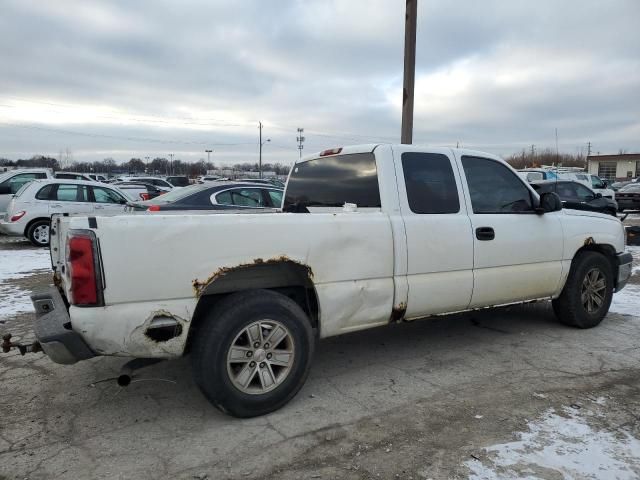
xmin=23 ymin=217 xmax=50 ymax=237
xmin=185 ymin=261 xmax=319 ymax=354
xmin=574 ymin=243 xmax=618 ymax=282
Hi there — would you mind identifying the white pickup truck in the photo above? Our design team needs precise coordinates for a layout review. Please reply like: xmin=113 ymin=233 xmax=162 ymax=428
xmin=29 ymin=145 xmax=632 ymax=417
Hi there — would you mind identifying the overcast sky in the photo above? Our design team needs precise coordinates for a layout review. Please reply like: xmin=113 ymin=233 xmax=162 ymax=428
xmin=1 ymin=0 xmax=638 ymax=165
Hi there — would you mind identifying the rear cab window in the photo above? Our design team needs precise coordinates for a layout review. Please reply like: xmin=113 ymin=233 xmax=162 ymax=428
xmin=401 ymin=152 xmax=460 ymax=214
xmin=283 ymin=153 xmax=381 ymax=212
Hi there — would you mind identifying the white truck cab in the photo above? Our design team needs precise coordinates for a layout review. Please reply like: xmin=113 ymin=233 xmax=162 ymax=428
xmin=22 ymin=145 xmax=633 ymax=418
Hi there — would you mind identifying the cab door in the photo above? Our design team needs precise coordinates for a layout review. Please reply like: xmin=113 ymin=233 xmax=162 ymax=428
xmin=456 ymin=154 xmax=564 ymax=308
xmin=392 ymin=146 xmax=474 ymax=318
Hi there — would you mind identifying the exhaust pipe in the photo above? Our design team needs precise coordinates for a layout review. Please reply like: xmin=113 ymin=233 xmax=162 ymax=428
xmin=117 ymin=358 xmax=165 ymax=387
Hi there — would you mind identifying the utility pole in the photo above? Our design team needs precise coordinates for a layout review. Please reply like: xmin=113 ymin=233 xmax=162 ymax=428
xmin=258 ymin=122 xmax=270 ymax=179
xmin=297 ymin=128 xmax=305 ymax=159
xmin=587 ymin=141 xmax=592 ymax=157
xmin=401 ymin=0 xmax=418 ymax=144
xmin=530 ymin=144 xmax=535 ymax=157
xmin=169 ymin=153 xmax=174 ymax=175
xmin=259 ymin=122 xmax=263 ymax=179
xmin=145 ymin=156 xmax=150 ymax=173
xmin=205 ymin=149 xmax=212 ymax=165
xmin=555 ymin=128 xmax=559 ymax=165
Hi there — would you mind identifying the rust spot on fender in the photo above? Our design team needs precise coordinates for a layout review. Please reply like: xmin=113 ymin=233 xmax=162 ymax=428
xmin=584 ymin=236 xmax=595 ymax=246
xmin=192 ymin=256 xmax=314 ymax=297
xmin=391 ymin=302 xmax=407 ymax=322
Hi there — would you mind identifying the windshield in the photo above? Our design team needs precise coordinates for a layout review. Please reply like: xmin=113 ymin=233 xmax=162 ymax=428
xmin=546 ymin=171 xmax=558 ymax=180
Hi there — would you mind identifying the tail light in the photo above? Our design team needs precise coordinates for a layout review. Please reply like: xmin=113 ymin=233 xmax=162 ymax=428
xmin=147 ymin=205 xmax=161 ymax=212
xmin=10 ymin=211 xmax=26 ymax=222
xmin=66 ymin=232 xmax=103 ymax=306
xmin=139 ymin=193 xmax=150 ymax=201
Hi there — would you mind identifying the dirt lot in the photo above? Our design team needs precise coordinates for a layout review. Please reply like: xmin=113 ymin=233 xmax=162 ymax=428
xmin=1 ymin=222 xmax=640 ymax=480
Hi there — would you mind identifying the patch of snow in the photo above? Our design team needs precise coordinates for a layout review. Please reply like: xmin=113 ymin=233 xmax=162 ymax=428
xmin=610 ymin=283 xmax=640 ymax=316
xmin=533 ymin=393 xmax=547 ymax=399
xmin=0 ymin=248 xmax=50 ymax=320
xmin=465 ymin=407 xmax=640 ymax=480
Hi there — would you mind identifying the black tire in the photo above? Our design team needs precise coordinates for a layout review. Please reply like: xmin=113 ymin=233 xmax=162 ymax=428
xmin=26 ymin=219 xmax=50 ymax=247
xmin=618 ymin=207 xmax=624 ymax=213
xmin=606 ymin=208 xmax=617 ymax=217
xmin=552 ymin=251 xmax=613 ymax=328
xmin=191 ymin=289 xmax=315 ymax=418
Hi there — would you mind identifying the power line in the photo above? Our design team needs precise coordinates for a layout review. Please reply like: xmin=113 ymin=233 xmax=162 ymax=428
xmin=0 ymin=121 xmax=256 ymax=147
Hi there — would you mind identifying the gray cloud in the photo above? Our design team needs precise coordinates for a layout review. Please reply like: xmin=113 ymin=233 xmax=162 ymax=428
xmin=0 ymin=0 xmax=638 ymax=163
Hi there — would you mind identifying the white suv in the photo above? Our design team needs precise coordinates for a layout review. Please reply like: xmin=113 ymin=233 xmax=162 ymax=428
xmin=0 ymin=179 xmax=130 ymax=246
xmin=0 ymin=169 xmax=53 ymax=214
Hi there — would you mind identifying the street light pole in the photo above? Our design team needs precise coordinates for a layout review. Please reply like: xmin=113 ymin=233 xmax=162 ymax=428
xmin=205 ymin=149 xmax=212 ymax=165
xmin=169 ymin=153 xmax=174 ymax=176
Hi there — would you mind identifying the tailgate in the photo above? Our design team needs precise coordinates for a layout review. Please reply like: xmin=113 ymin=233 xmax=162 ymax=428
xmin=49 ymin=214 xmax=69 ymax=276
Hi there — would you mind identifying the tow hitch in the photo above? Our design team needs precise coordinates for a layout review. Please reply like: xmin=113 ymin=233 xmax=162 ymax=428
xmin=2 ymin=334 xmax=42 ymax=356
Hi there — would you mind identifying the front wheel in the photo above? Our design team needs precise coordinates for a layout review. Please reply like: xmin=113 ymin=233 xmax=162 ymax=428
xmin=191 ymin=289 xmax=315 ymax=417
xmin=26 ymin=219 xmax=50 ymax=247
xmin=552 ymin=251 xmax=613 ymax=328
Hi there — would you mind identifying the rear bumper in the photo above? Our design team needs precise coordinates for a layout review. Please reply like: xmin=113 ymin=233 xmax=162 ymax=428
xmin=616 ymin=252 xmax=633 ymax=291
xmin=0 ymin=220 xmax=23 ymax=236
xmin=31 ymin=287 xmax=95 ymax=364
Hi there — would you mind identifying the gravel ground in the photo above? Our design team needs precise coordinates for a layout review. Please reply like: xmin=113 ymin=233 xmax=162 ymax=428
xmin=1 ymin=219 xmax=639 ymax=480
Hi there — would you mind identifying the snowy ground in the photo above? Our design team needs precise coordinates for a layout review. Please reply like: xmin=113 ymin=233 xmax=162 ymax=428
xmin=0 ymin=246 xmax=49 ymax=321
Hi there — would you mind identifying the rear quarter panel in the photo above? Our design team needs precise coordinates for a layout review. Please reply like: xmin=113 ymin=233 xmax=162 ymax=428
xmin=66 ymin=211 xmax=395 ymax=356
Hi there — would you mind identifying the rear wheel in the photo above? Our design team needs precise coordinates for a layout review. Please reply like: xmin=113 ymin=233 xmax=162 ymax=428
xmin=552 ymin=251 xmax=613 ymax=328
xmin=191 ymin=289 xmax=315 ymax=417
xmin=26 ymin=219 xmax=50 ymax=247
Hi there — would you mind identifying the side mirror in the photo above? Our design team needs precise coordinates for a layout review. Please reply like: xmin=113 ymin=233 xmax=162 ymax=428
xmin=594 ymin=193 xmax=602 ymax=199
xmin=0 ymin=185 xmax=10 ymax=195
xmin=602 ymin=180 xmax=609 ymax=188
xmin=536 ymin=192 xmax=563 ymax=214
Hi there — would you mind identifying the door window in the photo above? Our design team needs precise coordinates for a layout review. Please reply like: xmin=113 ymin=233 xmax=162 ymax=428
xmin=53 ymin=184 xmax=88 ymax=202
xmin=92 ymin=186 xmax=126 ymax=204
xmin=574 ymin=184 xmax=595 ymax=201
xmin=462 ymin=157 xmax=533 ymax=213
xmin=216 ymin=188 xmax=264 ymax=207
xmin=267 ymin=189 xmax=283 ymax=207
xmin=402 ymin=153 xmax=460 ymax=214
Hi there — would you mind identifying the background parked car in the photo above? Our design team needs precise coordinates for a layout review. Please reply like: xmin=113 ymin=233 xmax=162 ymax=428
xmin=126 ymin=182 xmax=283 ymax=212
xmin=611 ymin=178 xmax=639 ymax=191
xmin=530 ymin=180 xmax=618 ymax=217
xmin=0 ymin=179 xmax=129 ymax=246
xmin=54 ymin=172 xmax=94 ymax=181
xmin=88 ymin=174 xmax=108 ymax=182
xmin=559 ymin=172 xmax=615 ymax=199
xmin=112 ymin=181 xmax=166 ymax=201
xmin=166 ymin=176 xmax=190 ymax=187
xmin=197 ymin=175 xmax=223 ymax=183
xmin=0 ymin=168 xmax=53 ymax=214
xmin=615 ymin=183 xmax=640 ymax=212
xmin=127 ymin=177 xmax=175 ymax=192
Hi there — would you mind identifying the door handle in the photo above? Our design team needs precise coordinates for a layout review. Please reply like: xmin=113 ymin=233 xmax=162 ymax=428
xmin=476 ymin=227 xmax=495 ymax=241
xmin=94 ymin=205 xmax=104 ymax=209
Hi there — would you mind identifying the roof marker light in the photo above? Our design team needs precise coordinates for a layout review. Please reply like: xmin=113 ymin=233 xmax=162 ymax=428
xmin=319 ymin=148 xmax=343 ymax=157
